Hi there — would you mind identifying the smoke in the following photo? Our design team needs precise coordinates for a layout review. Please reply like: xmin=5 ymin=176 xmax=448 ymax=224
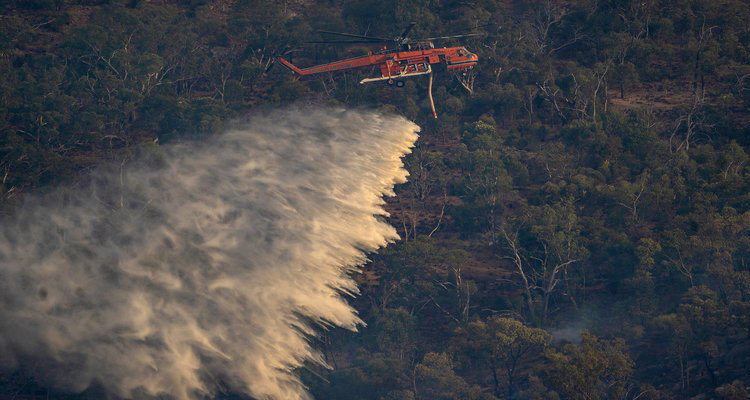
xmin=0 ymin=107 xmax=419 ymax=399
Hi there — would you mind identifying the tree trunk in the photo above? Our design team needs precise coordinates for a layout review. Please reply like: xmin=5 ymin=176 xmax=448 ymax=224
xmin=491 ymin=364 xmax=500 ymax=398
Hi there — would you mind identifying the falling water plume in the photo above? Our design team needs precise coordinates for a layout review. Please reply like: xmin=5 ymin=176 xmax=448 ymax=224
xmin=0 ymin=107 xmax=420 ymax=399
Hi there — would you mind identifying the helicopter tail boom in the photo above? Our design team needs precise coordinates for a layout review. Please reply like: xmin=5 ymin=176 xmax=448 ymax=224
xmin=277 ymin=57 xmax=306 ymax=76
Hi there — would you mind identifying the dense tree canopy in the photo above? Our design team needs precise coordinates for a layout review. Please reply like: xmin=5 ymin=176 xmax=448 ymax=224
xmin=1 ymin=0 xmax=749 ymax=398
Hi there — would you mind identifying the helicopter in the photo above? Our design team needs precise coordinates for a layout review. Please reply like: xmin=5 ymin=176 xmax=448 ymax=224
xmin=276 ymin=23 xmax=481 ymax=118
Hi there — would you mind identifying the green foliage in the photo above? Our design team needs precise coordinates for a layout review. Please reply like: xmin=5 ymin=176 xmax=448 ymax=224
xmin=458 ymin=317 xmax=550 ymax=398
xmin=4 ymin=1 xmax=750 ymax=399
xmin=415 ymin=352 xmax=491 ymax=400
xmin=542 ymin=332 xmax=634 ymax=400
xmin=716 ymin=380 xmax=750 ymax=400
xmin=372 ymin=308 xmax=418 ymax=362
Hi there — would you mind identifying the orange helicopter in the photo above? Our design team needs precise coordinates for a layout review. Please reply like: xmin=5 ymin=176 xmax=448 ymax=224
xmin=276 ymin=23 xmax=480 ymax=118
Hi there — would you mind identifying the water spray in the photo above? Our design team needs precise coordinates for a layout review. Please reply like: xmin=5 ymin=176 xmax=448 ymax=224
xmin=0 ymin=107 xmax=419 ymax=399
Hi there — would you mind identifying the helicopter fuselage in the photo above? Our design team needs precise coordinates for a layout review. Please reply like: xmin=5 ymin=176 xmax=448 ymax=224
xmin=277 ymin=44 xmax=478 ymax=84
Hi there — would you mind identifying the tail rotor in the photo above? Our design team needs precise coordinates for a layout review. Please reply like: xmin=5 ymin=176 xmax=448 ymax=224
xmin=266 ymin=46 xmax=299 ymax=74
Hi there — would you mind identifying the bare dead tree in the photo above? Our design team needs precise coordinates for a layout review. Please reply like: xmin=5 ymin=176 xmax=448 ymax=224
xmin=482 ymin=28 xmax=524 ymax=83
xmin=536 ymin=79 xmax=567 ymax=122
xmin=536 ymin=64 xmax=609 ymax=123
xmin=522 ymin=85 xmax=539 ymax=123
xmin=550 ymin=26 xmax=586 ymax=54
xmin=405 ymin=148 xmax=440 ymax=204
xmin=535 ymin=243 xmax=579 ymax=325
xmin=664 ymin=246 xmax=695 ymax=287
xmin=318 ymin=73 xmax=338 ymax=97
xmin=693 ymin=21 xmax=718 ymax=98
xmin=617 ymin=182 xmax=646 ymax=221
xmin=428 ymin=188 xmax=448 ymax=238
xmin=528 ymin=0 xmax=569 ymax=55
xmin=81 ymin=35 xmax=181 ymax=132
xmin=500 ymin=224 xmax=579 ymax=326
xmin=616 ymin=0 xmax=649 ymax=55
xmin=501 ymin=225 xmax=537 ymax=322
xmin=430 ymin=265 xmax=474 ymax=324
xmin=733 ymin=72 xmax=750 ymax=95
xmin=456 ymin=70 xmax=476 ymax=94
xmin=246 ymin=47 xmax=276 ymax=73
xmin=590 ymin=63 xmax=610 ymax=121
xmin=453 ymin=266 xmax=473 ymax=324
xmin=0 ymin=164 xmax=16 ymax=200
xmin=399 ymin=201 xmax=419 ymax=242
xmin=669 ymin=94 xmax=714 ymax=153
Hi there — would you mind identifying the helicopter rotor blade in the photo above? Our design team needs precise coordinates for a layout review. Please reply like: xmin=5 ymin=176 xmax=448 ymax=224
xmin=317 ymin=30 xmax=392 ymax=42
xmin=281 ymin=46 xmax=302 ymax=56
xmin=465 ymin=22 xmax=499 ymax=31
xmin=307 ymin=40 xmax=388 ymax=44
xmin=411 ymin=33 xmax=484 ymax=42
xmin=265 ymin=46 xmax=302 ymax=73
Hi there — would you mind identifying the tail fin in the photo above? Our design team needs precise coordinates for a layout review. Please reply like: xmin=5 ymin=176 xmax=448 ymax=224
xmin=277 ymin=57 xmax=305 ymax=76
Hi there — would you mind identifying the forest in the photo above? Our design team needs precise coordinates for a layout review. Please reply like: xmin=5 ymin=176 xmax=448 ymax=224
xmin=1 ymin=0 xmax=749 ymax=399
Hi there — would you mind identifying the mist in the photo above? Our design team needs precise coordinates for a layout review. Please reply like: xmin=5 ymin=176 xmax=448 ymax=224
xmin=0 ymin=107 xmax=419 ymax=399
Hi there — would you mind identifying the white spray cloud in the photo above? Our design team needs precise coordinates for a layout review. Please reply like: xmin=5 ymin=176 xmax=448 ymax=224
xmin=0 ymin=107 xmax=419 ymax=399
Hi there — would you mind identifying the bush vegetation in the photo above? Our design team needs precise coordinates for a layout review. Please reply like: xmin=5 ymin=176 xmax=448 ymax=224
xmin=2 ymin=0 xmax=749 ymax=398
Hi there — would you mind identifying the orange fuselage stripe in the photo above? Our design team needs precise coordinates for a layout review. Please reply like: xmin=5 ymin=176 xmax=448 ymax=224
xmin=278 ymin=47 xmax=477 ymax=77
